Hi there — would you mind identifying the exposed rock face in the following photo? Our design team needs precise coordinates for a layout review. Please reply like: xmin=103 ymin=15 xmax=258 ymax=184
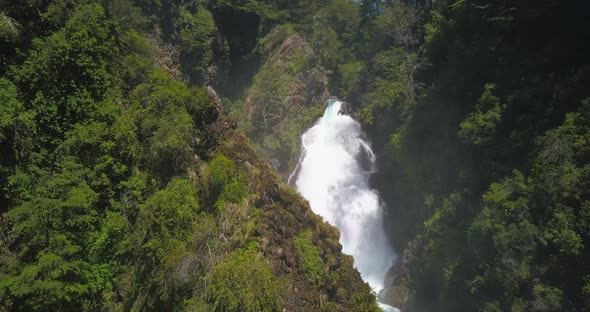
xmin=380 ymin=238 xmax=424 ymax=311
xmin=378 ymin=286 xmax=411 ymax=309
xmin=209 ymin=29 xmax=378 ymax=311
xmin=283 ymin=66 xmax=330 ymax=118
xmin=207 ymin=114 xmax=380 ymax=311
xmin=148 ymin=26 xmax=183 ymax=80
xmin=246 ymin=34 xmax=329 ymax=119
xmin=239 ymin=31 xmax=329 ymax=174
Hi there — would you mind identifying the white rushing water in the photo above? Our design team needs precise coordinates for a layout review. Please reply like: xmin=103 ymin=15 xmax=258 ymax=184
xmin=290 ymin=99 xmax=396 ymax=306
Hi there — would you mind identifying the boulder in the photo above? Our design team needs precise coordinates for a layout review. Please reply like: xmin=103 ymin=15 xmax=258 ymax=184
xmin=378 ymin=286 xmax=410 ymax=310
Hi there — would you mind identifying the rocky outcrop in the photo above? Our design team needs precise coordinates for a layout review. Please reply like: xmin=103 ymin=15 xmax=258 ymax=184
xmin=378 ymin=286 xmax=411 ymax=309
xmin=238 ymin=30 xmax=329 ymax=174
xmin=148 ymin=26 xmax=183 ymax=80
xmin=380 ymin=238 xmax=425 ymax=311
xmin=206 ymin=112 xmax=380 ymax=311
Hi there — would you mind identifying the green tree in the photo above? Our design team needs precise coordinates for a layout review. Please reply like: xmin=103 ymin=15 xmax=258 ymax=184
xmin=459 ymin=84 xmax=504 ymax=145
xmin=208 ymin=243 xmax=282 ymax=312
xmin=13 ymin=3 xmax=118 ymax=145
xmin=132 ymin=71 xmax=212 ymax=178
xmin=130 ymin=178 xmax=212 ymax=310
xmin=1 ymin=160 xmax=100 ymax=311
xmin=176 ymin=5 xmax=217 ymax=84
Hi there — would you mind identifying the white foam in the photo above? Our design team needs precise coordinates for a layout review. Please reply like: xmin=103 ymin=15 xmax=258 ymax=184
xmin=291 ymin=100 xmax=396 ymax=295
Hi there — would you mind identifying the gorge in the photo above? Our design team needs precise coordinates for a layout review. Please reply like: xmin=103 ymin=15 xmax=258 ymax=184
xmin=1 ymin=0 xmax=590 ymax=311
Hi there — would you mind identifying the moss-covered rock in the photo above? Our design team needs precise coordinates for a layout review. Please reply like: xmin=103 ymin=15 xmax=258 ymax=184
xmin=228 ymin=27 xmax=329 ymax=175
xmin=206 ymin=114 xmax=380 ymax=311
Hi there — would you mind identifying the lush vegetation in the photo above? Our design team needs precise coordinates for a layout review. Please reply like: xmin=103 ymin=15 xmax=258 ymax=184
xmin=208 ymin=242 xmax=282 ymax=312
xmin=3 ymin=0 xmax=590 ymax=311
xmin=0 ymin=0 xmax=379 ymax=311
xmin=293 ymin=230 xmax=325 ymax=287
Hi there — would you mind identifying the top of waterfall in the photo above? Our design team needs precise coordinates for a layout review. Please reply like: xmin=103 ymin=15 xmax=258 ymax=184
xmin=322 ymin=98 xmax=342 ymax=123
xmin=326 ymin=97 xmax=339 ymax=107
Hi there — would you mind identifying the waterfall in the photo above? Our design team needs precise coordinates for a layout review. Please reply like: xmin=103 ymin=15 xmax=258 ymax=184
xmin=290 ymin=99 xmax=397 ymax=310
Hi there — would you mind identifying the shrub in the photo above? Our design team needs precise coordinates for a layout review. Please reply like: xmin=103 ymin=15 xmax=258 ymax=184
xmin=293 ymin=230 xmax=325 ymax=286
xmin=208 ymin=243 xmax=282 ymax=312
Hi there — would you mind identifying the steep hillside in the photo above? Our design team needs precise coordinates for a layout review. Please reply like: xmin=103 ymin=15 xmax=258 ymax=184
xmin=0 ymin=2 xmax=379 ymax=311
xmin=4 ymin=0 xmax=589 ymax=311
xmin=227 ymin=27 xmax=329 ymax=174
xmin=205 ymin=115 xmax=379 ymax=312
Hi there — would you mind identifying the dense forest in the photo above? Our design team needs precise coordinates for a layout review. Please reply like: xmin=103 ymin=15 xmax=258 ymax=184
xmin=0 ymin=0 xmax=382 ymax=311
xmin=1 ymin=0 xmax=590 ymax=311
